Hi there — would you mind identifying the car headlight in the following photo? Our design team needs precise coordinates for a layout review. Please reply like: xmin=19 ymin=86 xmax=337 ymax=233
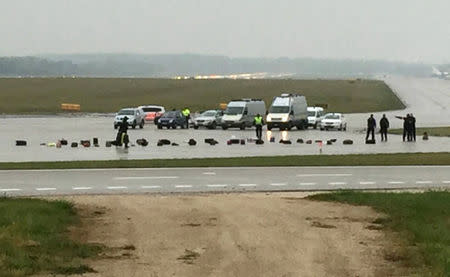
xmin=169 ymin=119 xmax=174 ymax=123
xmin=281 ymin=115 xmax=289 ymax=122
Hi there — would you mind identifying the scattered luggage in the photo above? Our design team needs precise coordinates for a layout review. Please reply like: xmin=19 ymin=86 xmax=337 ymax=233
xmin=306 ymin=140 xmax=312 ymax=144
xmin=255 ymin=139 xmax=264 ymax=145
xmin=343 ymin=139 xmax=353 ymax=145
xmin=365 ymin=139 xmax=376 ymax=144
xmin=188 ymin=139 xmax=197 ymax=146
xmin=16 ymin=140 xmax=27 ymax=146
xmin=297 ymin=138 xmax=304 ymax=143
xmin=71 ymin=142 xmax=78 ymax=148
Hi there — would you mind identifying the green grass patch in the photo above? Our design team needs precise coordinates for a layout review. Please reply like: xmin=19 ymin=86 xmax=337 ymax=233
xmin=308 ymin=191 xmax=450 ymax=276
xmin=0 ymin=78 xmax=404 ymax=114
xmin=0 ymin=153 xmax=448 ymax=170
xmin=389 ymin=127 xmax=450 ymax=137
xmin=0 ymin=198 xmax=101 ymax=276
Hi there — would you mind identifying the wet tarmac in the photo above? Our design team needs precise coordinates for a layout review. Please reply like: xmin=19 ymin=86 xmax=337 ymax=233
xmin=1 ymin=76 xmax=449 ymax=162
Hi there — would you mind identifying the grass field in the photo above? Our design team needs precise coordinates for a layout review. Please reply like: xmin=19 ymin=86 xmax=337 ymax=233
xmin=0 ymin=78 xmax=404 ymax=114
xmin=0 ymin=153 xmax=448 ymax=170
xmin=309 ymin=191 xmax=450 ymax=276
xmin=0 ymin=198 xmax=101 ymax=276
xmin=389 ymin=127 xmax=450 ymax=137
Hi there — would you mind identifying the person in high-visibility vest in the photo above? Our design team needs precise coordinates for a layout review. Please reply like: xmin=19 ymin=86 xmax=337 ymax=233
xmin=182 ymin=108 xmax=191 ymax=128
xmin=254 ymin=113 xmax=264 ymax=140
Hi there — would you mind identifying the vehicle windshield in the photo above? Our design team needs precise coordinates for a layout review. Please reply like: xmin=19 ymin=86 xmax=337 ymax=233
xmin=142 ymin=107 xmax=162 ymax=112
xmin=162 ymin=111 xmax=177 ymax=118
xmin=307 ymin=111 xmax=316 ymax=117
xmin=269 ymin=106 xmax=290 ymax=113
xmin=201 ymin=111 xmax=217 ymax=117
xmin=324 ymin=114 xmax=340 ymax=120
xmin=118 ymin=109 xmax=134 ymax=115
xmin=224 ymin=107 xmax=244 ymax=115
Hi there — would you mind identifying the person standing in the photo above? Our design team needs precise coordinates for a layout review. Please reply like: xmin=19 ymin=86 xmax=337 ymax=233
xmin=395 ymin=114 xmax=409 ymax=142
xmin=366 ymin=114 xmax=376 ymax=141
xmin=254 ymin=113 xmax=264 ymax=140
xmin=115 ymin=116 xmax=129 ymax=146
xmin=410 ymin=113 xmax=416 ymax=141
xmin=182 ymin=107 xmax=191 ymax=129
xmin=379 ymin=114 xmax=389 ymax=141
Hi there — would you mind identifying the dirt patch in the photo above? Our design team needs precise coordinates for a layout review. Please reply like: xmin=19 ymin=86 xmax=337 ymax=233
xmin=62 ymin=192 xmax=405 ymax=277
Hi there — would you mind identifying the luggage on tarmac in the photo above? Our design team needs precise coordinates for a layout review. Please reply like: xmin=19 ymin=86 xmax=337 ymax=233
xmin=365 ymin=139 xmax=376 ymax=144
xmin=16 ymin=140 xmax=27 ymax=146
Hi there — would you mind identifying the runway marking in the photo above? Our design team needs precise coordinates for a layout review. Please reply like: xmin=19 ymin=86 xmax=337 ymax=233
xmin=270 ymin=183 xmax=287 ymax=186
xmin=443 ymin=181 xmax=450 ymax=184
xmin=299 ymin=182 xmax=317 ymax=186
xmin=238 ymin=184 xmax=258 ymax=187
xmin=388 ymin=181 xmax=405 ymax=184
xmin=107 ymin=186 xmax=128 ymax=190
xmin=72 ymin=187 xmax=92 ymax=190
xmin=113 ymin=176 xmax=179 ymax=180
xmin=207 ymin=184 xmax=227 ymax=188
xmin=141 ymin=185 xmax=161 ymax=189
xmin=359 ymin=181 xmax=376 ymax=185
xmin=36 ymin=188 xmax=56 ymax=191
xmin=175 ymin=185 xmax=193 ymax=188
xmin=416 ymin=181 xmax=432 ymax=184
xmin=297 ymin=174 xmax=352 ymax=177
xmin=0 ymin=188 xmax=22 ymax=192
xmin=329 ymin=182 xmax=347 ymax=185
xmin=203 ymin=172 xmax=216 ymax=175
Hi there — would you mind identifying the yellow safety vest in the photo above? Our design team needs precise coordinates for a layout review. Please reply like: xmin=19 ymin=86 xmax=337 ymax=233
xmin=254 ymin=116 xmax=263 ymax=125
xmin=182 ymin=109 xmax=190 ymax=116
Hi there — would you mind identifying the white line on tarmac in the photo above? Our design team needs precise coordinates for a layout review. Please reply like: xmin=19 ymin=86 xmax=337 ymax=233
xmin=297 ymin=174 xmax=352 ymax=177
xmin=141 ymin=185 xmax=161 ymax=189
xmin=416 ymin=181 xmax=432 ymax=184
xmin=36 ymin=188 xmax=57 ymax=191
xmin=203 ymin=172 xmax=216 ymax=175
xmin=0 ymin=188 xmax=22 ymax=192
xmin=298 ymin=182 xmax=317 ymax=186
xmin=388 ymin=181 xmax=405 ymax=184
xmin=329 ymin=182 xmax=347 ymax=185
xmin=238 ymin=184 xmax=258 ymax=187
xmin=113 ymin=176 xmax=179 ymax=180
xmin=443 ymin=181 xmax=450 ymax=184
xmin=175 ymin=185 xmax=193 ymax=188
xmin=359 ymin=181 xmax=376 ymax=185
xmin=72 ymin=187 xmax=92 ymax=190
xmin=207 ymin=184 xmax=227 ymax=188
xmin=270 ymin=183 xmax=287 ymax=186
xmin=107 ymin=186 xmax=128 ymax=190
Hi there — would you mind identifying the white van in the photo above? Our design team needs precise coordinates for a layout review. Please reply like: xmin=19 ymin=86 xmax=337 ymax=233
xmin=266 ymin=93 xmax=308 ymax=130
xmin=221 ymin=99 xmax=266 ymax=130
xmin=307 ymin=107 xmax=324 ymax=129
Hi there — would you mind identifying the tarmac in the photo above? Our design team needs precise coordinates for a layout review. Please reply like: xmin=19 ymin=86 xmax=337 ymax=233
xmin=0 ymin=76 xmax=449 ymax=162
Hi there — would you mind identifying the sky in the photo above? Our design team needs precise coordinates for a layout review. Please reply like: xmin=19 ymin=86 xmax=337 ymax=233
xmin=1 ymin=0 xmax=449 ymax=63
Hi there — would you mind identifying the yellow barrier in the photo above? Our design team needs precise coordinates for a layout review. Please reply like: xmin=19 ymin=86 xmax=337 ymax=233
xmin=61 ymin=103 xmax=81 ymax=111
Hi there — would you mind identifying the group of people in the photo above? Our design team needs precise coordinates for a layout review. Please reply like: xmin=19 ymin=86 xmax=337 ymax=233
xmin=395 ymin=114 xmax=416 ymax=142
xmin=366 ymin=113 xmax=416 ymax=142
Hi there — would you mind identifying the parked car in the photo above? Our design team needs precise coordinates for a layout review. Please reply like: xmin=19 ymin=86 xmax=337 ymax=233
xmin=157 ymin=110 xmax=187 ymax=129
xmin=319 ymin=113 xmax=347 ymax=131
xmin=114 ymin=108 xmax=145 ymax=129
xmin=193 ymin=110 xmax=223 ymax=129
xmin=138 ymin=105 xmax=165 ymax=124
xmin=307 ymin=107 xmax=324 ymax=129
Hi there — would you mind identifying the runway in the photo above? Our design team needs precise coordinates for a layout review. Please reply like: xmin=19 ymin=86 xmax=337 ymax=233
xmin=1 ymin=166 xmax=449 ymax=196
xmin=0 ymin=76 xmax=449 ymax=162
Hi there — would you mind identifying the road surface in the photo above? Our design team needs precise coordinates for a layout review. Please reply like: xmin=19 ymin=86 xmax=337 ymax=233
xmin=1 ymin=166 xmax=449 ymax=196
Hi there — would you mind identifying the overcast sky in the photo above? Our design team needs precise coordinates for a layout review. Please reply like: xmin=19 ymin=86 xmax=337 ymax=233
xmin=1 ymin=0 xmax=449 ymax=63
